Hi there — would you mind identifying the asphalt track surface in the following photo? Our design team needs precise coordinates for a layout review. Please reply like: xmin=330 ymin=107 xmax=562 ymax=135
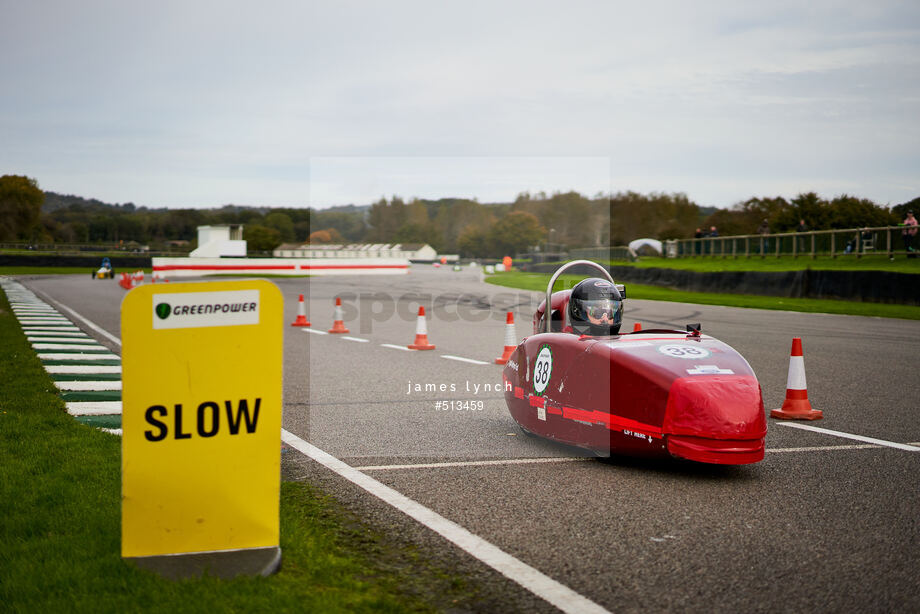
xmin=14 ymin=266 xmax=920 ymax=613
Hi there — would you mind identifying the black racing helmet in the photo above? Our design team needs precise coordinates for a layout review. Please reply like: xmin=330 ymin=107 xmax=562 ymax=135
xmin=568 ymin=277 xmax=623 ymax=336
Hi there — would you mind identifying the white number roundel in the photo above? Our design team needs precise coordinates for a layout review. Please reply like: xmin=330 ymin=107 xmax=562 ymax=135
xmin=656 ymin=344 xmax=711 ymax=359
xmin=532 ymin=346 xmax=553 ymax=394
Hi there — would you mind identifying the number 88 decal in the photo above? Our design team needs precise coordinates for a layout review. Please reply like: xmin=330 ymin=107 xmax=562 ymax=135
xmin=656 ymin=344 xmax=711 ymax=359
xmin=532 ymin=344 xmax=553 ymax=395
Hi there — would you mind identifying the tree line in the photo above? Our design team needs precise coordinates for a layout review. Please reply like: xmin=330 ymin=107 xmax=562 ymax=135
xmin=1 ymin=174 xmax=916 ymax=257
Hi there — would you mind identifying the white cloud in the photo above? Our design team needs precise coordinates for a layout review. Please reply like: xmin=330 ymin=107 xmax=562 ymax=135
xmin=1 ymin=0 xmax=918 ymax=208
xmin=308 ymin=157 xmax=611 ymax=206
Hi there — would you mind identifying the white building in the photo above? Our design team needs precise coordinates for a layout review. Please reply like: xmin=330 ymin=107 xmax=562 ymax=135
xmin=272 ymin=242 xmax=444 ymax=262
xmin=189 ymin=225 xmax=247 ymax=258
xmin=154 ymin=226 xmax=412 ymax=277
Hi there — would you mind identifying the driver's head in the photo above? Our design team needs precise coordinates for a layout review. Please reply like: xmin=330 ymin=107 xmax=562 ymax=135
xmin=568 ymin=278 xmax=623 ymax=336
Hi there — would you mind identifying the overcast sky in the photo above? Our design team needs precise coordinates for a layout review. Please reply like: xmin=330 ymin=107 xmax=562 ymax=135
xmin=2 ymin=1 xmax=918 ymax=209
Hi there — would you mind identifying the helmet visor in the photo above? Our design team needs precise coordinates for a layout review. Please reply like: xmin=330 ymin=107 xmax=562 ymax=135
xmin=583 ymin=299 xmax=620 ymax=325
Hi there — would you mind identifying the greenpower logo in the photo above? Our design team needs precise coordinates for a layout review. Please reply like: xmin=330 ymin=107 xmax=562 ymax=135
xmin=152 ymin=290 xmax=260 ymax=329
xmin=155 ymin=303 xmax=171 ymax=320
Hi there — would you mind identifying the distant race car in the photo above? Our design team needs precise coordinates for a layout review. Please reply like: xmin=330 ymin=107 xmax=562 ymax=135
xmin=91 ymin=257 xmax=114 ymax=279
xmin=502 ymin=260 xmax=767 ymax=465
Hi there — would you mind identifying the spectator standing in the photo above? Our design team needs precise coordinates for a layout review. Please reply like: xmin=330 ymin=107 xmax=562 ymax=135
xmin=694 ymin=227 xmax=703 ymax=255
xmin=860 ymin=228 xmax=874 ymax=251
xmin=708 ymin=226 xmax=718 ymax=256
xmin=796 ymin=219 xmax=809 ymax=252
xmin=757 ymin=218 xmax=770 ymax=254
xmin=904 ymin=210 xmax=918 ymax=258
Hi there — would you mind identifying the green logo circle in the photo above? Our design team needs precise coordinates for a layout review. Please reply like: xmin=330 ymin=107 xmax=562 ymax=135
xmin=155 ymin=303 xmax=171 ymax=320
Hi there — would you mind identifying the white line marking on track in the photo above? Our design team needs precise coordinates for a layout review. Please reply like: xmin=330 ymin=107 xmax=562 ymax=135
xmin=354 ymin=457 xmax=593 ymax=471
xmin=5 ymin=281 xmax=120 ymax=346
xmin=441 ymin=355 xmax=490 ymax=365
xmin=45 ymin=365 xmax=122 ymax=374
xmin=66 ymin=401 xmax=122 ymax=416
xmin=281 ymin=430 xmax=611 ymax=614
xmin=356 ymin=445 xmax=920 ymax=469
xmin=302 ymin=328 xmax=328 ymax=335
xmin=20 ymin=324 xmax=75 ymax=328
xmin=32 ymin=343 xmax=108 ymax=351
xmin=38 ymin=352 xmax=120 ymax=361
xmin=776 ymin=423 xmax=920 ymax=452
xmin=24 ymin=331 xmax=90 ymax=338
xmin=44 ymin=301 xmax=121 ymax=346
xmin=14 ymin=309 xmax=64 ymax=314
xmin=380 ymin=343 xmax=412 ymax=351
xmin=768 ymin=444 xmax=891 ymax=453
xmin=54 ymin=380 xmax=122 ymax=391
xmin=342 ymin=336 xmax=370 ymax=343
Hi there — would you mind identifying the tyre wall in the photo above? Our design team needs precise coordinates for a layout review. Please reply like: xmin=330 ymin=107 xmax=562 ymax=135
xmin=521 ymin=263 xmax=920 ymax=306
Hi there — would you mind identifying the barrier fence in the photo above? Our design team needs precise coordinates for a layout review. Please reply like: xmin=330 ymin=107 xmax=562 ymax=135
xmin=567 ymin=246 xmax=631 ymax=261
xmin=666 ymin=225 xmax=918 ymax=259
xmin=0 ymin=242 xmax=190 ymax=257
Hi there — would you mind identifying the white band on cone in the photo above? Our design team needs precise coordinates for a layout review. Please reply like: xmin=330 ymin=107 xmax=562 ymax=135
xmin=786 ymin=355 xmax=807 ymax=390
xmin=503 ymin=323 xmax=516 ymax=347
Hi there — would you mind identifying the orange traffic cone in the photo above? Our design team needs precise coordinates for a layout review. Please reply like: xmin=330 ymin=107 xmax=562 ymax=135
xmin=291 ymin=294 xmax=311 ymax=327
xmin=119 ymin=272 xmax=137 ymax=290
xmin=495 ymin=311 xmax=517 ymax=364
xmin=771 ymin=337 xmax=822 ymax=420
xmin=407 ymin=306 xmax=435 ymax=350
xmin=633 ymin=322 xmax=642 ymax=332
xmin=328 ymin=297 xmax=349 ymax=333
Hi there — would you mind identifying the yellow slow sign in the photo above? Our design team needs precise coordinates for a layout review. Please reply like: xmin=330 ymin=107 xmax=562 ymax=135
xmin=121 ymin=280 xmax=282 ymax=559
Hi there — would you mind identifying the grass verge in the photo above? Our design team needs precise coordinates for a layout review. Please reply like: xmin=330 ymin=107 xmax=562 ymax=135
xmin=0 ymin=266 xmax=114 ymax=275
xmin=0 ymin=287 xmax=480 ymax=613
xmin=0 ymin=268 xmax=311 ymax=279
xmin=486 ymin=272 xmax=920 ymax=320
xmin=605 ymin=255 xmax=920 ymax=274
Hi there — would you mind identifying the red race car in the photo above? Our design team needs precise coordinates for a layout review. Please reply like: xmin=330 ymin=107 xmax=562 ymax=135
xmin=503 ymin=260 xmax=766 ymax=465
